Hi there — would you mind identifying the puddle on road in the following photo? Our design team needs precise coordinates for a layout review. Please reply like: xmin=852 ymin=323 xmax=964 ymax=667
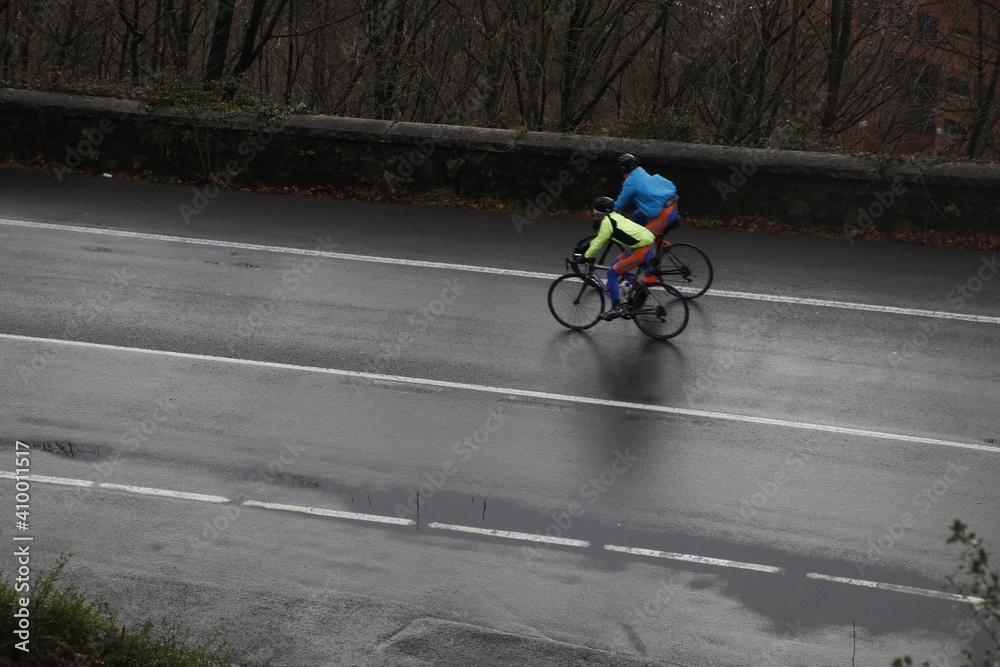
xmin=240 ymin=464 xmax=973 ymax=638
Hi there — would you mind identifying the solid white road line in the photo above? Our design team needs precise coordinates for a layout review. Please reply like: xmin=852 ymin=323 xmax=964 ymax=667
xmin=3 ymin=217 xmax=998 ymax=325
xmin=243 ymin=499 xmax=416 ymax=526
xmin=605 ymin=544 xmax=785 ymax=574
xmin=0 ymin=217 xmax=549 ymax=280
xmin=4 ymin=333 xmax=998 ymax=455
xmin=428 ymin=522 xmax=590 ymax=547
xmin=806 ymin=573 xmax=984 ymax=605
xmin=718 ymin=289 xmax=1000 ymax=324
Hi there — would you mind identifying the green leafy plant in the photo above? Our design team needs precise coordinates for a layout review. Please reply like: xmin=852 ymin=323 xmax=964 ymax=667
xmin=446 ymin=158 xmax=465 ymax=179
xmin=144 ymin=81 xmax=306 ymax=128
xmin=945 ymin=520 xmax=1000 ymax=666
xmin=0 ymin=553 xmax=267 ymax=666
xmin=893 ymin=521 xmax=999 ymax=667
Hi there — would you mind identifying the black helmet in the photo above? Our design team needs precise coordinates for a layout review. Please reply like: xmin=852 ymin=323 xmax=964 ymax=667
xmin=618 ymin=153 xmax=639 ymax=172
xmin=592 ymin=196 xmax=615 ymax=214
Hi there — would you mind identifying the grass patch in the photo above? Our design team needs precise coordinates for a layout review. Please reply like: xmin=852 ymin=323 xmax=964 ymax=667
xmin=142 ymin=80 xmax=308 ymax=126
xmin=0 ymin=553 xmax=270 ymax=666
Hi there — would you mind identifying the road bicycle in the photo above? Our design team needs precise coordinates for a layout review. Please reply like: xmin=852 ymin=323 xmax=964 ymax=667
xmin=547 ymin=256 xmax=689 ymax=339
xmin=571 ymin=233 xmax=713 ymax=299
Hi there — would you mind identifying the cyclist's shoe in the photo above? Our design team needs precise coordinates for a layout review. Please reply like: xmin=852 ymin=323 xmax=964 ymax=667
xmin=600 ymin=304 xmax=627 ymax=321
xmin=640 ymin=274 xmax=657 ymax=284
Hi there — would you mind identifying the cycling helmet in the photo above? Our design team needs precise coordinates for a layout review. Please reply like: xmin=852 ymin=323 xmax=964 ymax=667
xmin=592 ymin=196 xmax=615 ymax=214
xmin=618 ymin=153 xmax=639 ymax=173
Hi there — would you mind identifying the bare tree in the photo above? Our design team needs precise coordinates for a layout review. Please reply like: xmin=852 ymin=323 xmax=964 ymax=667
xmin=163 ymin=0 xmax=201 ymax=74
xmin=0 ymin=0 xmax=996 ymax=159
xmin=558 ymin=0 xmax=676 ymax=130
xmin=117 ymin=0 xmax=147 ymax=83
xmin=933 ymin=0 xmax=1000 ymax=157
xmin=230 ymin=0 xmax=289 ymax=80
xmin=822 ymin=0 xmax=854 ymax=132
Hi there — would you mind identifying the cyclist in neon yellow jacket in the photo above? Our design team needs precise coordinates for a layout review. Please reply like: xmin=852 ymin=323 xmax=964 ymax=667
xmin=574 ymin=196 xmax=655 ymax=320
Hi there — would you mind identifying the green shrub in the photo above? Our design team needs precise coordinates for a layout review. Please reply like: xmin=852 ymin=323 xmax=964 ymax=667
xmin=0 ymin=553 xmax=264 ymax=666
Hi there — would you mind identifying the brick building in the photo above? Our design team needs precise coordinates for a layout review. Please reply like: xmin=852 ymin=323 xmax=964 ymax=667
xmin=843 ymin=0 xmax=1000 ymax=158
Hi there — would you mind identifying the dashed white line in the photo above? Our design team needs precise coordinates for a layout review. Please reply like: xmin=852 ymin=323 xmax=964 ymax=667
xmin=243 ymin=499 xmax=416 ymax=526
xmin=3 ymin=217 xmax=997 ymax=324
xmin=0 ymin=471 xmax=93 ymax=487
xmin=427 ymin=522 xmax=590 ymax=547
xmin=604 ymin=544 xmax=785 ymax=574
xmin=0 ymin=471 xmax=977 ymax=605
xmin=98 ymin=482 xmax=229 ymax=503
xmin=3 ymin=333 xmax=997 ymax=455
xmin=806 ymin=573 xmax=984 ymax=605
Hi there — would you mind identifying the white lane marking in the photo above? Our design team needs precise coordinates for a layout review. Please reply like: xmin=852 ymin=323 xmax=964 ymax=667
xmin=3 ymin=333 xmax=997 ymax=454
xmin=0 ymin=217 xmax=547 ymax=280
xmin=243 ymin=499 xmax=416 ymax=526
xmin=98 ymin=482 xmax=229 ymax=503
xmin=428 ymin=522 xmax=590 ymax=547
xmin=605 ymin=544 xmax=785 ymax=574
xmin=0 ymin=471 xmax=94 ymax=487
xmin=806 ymin=573 xmax=984 ymax=605
xmin=2 ymin=217 xmax=997 ymax=325
xmin=718 ymin=289 xmax=1000 ymax=325
xmin=0 ymin=473 xmax=981 ymax=605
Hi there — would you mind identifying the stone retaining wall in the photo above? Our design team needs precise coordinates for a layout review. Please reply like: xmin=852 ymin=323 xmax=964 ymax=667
xmin=1 ymin=88 xmax=998 ymax=233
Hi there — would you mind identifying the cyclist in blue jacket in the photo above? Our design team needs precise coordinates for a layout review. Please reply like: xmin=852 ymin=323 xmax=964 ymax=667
xmin=574 ymin=197 xmax=655 ymax=320
xmin=615 ymin=154 xmax=678 ymax=281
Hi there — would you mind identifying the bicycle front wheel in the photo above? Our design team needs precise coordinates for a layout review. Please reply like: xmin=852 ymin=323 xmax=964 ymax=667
xmin=548 ymin=273 xmax=605 ymax=330
xmin=631 ymin=281 xmax=689 ymax=339
xmin=656 ymin=243 xmax=713 ymax=298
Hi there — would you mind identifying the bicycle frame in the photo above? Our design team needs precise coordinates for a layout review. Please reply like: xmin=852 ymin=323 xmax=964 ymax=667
xmin=571 ymin=232 xmax=713 ymax=299
xmin=578 ymin=262 xmax=654 ymax=316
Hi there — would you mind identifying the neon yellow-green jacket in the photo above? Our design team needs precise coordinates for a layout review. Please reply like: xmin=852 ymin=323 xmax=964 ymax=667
xmin=583 ymin=212 xmax=655 ymax=259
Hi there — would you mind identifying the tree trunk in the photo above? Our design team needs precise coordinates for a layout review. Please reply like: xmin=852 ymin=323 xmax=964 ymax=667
xmin=822 ymin=0 xmax=854 ymax=133
xmin=965 ymin=4 xmax=1000 ymax=158
xmin=232 ymin=0 xmax=290 ymax=80
xmin=372 ymin=1 xmax=407 ymax=120
xmin=165 ymin=0 xmax=195 ymax=73
xmin=54 ymin=1 xmax=81 ymax=71
xmin=205 ymin=0 xmax=235 ymax=83
xmin=231 ymin=0 xmax=266 ymax=79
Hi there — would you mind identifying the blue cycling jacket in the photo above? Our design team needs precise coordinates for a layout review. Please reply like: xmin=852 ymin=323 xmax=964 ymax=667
xmin=615 ymin=167 xmax=677 ymax=219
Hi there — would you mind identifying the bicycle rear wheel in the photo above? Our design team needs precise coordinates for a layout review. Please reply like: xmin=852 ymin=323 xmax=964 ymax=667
xmin=654 ymin=243 xmax=713 ymax=298
xmin=630 ymin=281 xmax=689 ymax=339
xmin=548 ymin=273 xmax=605 ymax=330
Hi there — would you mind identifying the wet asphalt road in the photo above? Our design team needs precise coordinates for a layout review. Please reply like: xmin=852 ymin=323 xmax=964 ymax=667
xmin=1 ymin=164 xmax=999 ymax=666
